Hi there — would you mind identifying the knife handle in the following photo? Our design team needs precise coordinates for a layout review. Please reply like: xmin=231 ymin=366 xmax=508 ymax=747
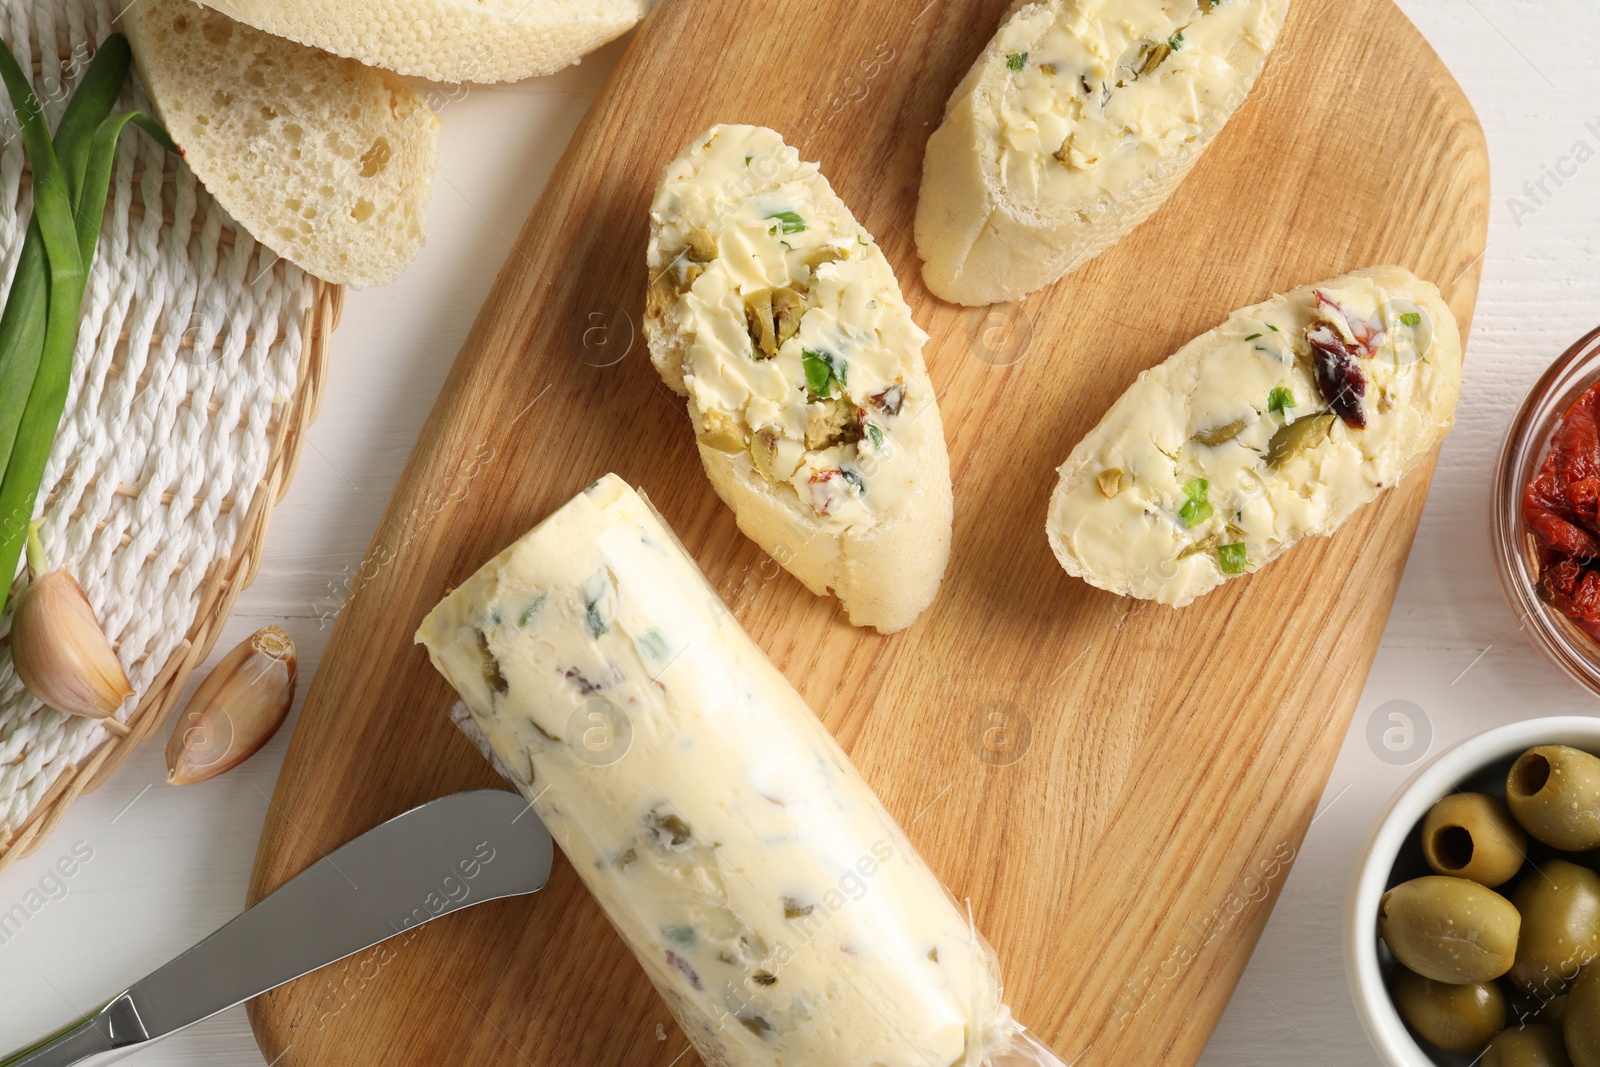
xmin=0 ymin=993 xmax=146 ymax=1067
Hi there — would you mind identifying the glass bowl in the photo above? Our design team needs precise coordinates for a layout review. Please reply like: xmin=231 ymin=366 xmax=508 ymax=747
xmin=1492 ymin=323 xmax=1600 ymax=698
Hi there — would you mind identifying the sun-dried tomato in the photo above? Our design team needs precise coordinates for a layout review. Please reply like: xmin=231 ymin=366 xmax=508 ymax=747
xmin=1308 ymin=323 xmax=1368 ymax=429
xmin=1525 ymin=380 xmax=1600 ymax=639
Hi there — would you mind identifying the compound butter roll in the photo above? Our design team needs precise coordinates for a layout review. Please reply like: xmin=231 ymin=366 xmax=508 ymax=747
xmin=417 ymin=474 xmax=1031 ymax=1067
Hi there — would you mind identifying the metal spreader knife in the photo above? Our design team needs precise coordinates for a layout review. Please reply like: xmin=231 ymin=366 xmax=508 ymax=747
xmin=2 ymin=789 xmax=553 ymax=1066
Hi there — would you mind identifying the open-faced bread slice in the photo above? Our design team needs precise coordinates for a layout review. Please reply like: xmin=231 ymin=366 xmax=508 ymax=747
xmin=645 ymin=125 xmax=953 ymax=634
xmin=192 ymin=0 xmax=648 ymax=83
xmin=1048 ymin=266 xmax=1462 ymax=606
xmin=124 ymin=0 xmax=440 ymax=287
xmin=916 ymin=0 xmax=1290 ymax=306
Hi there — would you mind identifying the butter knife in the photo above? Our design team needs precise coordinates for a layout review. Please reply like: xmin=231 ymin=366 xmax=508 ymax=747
xmin=2 ymin=789 xmax=553 ymax=1066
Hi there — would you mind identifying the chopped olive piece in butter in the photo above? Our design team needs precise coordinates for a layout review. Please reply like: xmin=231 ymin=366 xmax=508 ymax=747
xmin=802 ymin=245 xmax=847 ymax=271
xmin=772 ymin=287 xmax=806 ymax=346
xmin=1177 ymin=531 xmax=1223 ymax=560
xmin=685 ymin=226 xmax=718 ymax=262
xmin=750 ymin=425 xmax=782 ymax=482
xmin=698 ymin=409 xmax=747 ymax=454
xmin=805 ymin=398 xmax=863 ymax=450
xmin=1266 ymin=412 xmax=1336 ymax=469
xmin=1192 ymin=419 xmax=1247 ymax=446
xmin=745 ymin=290 xmax=778 ymax=358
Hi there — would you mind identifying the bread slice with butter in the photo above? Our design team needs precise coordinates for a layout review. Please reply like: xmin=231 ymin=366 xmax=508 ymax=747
xmin=192 ymin=0 xmax=648 ymax=83
xmin=915 ymin=0 xmax=1289 ymax=306
xmin=645 ymin=125 xmax=953 ymax=634
xmin=1047 ymin=266 xmax=1462 ymax=606
xmin=124 ymin=0 xmax=440 ymax=287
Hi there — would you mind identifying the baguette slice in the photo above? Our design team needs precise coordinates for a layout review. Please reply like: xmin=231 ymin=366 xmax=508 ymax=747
xmin=1048 ymin=266 xmax=1461 ymax=606
xmin=916 ymin=0 xmax=1289 ymax=306
xmin=125 ymin=0 xmax=441 ymax=287
xmin=645 ymin=125 xmax=953 ymax=633
xmin=193 ymin=0 xmax=648 ymax=83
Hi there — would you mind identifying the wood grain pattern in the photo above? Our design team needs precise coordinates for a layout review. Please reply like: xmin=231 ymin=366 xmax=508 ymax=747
xmin=246 ymin=0 xmax=1488 ymax=1064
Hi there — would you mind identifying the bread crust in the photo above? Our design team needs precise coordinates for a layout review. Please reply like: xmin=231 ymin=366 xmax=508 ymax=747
xmin=194 ymin=0 xmax=648 ymax=83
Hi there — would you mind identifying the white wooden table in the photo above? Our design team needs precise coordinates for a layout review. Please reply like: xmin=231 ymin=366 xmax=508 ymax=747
xmin=1 ymin=3 xmax=1595 ymax=1062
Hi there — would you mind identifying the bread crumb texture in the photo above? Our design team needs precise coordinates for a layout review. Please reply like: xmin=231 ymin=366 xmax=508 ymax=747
xmin=194 ymin=0 xmax=649 ymax=82
xmin=125 ymin=0 xmax=442 ymax=286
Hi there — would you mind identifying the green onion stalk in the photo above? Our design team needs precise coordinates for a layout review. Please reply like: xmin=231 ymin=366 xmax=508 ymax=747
xmin=0 ymin=34 xmax=174 ymax=616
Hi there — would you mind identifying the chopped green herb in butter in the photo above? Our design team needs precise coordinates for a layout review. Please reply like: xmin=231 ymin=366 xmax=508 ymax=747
xmin=802 ymin=349 xmax=846 ymax=399
xmin=518 ymin=594 xmax=548 ymax=627
xmin=765 ymin=210 xmax=806 ymax=235
xmin=1179 ymin=478 xmax=1213 ymax=528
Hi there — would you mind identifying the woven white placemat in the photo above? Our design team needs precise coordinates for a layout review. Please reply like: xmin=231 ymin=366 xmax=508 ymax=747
xmin=0 ymin=0 xmax=313 ymax=838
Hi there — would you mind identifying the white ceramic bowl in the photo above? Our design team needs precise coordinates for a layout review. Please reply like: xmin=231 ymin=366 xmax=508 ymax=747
xmin=1345 ymin=715 xmax=1600 ymax=1066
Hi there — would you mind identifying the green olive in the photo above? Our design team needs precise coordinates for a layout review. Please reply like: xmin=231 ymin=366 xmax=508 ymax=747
xmin=1482 ymin=1024 xmax=1573 ymax=1067
xmin=1507 ymin=746 xmax=1600 ymax=851
xmin=1569 ymin=965 xmax=1600 ymax=1067
xmin=1509 ymin=860 xmax=1600 ymax=997
xmin=772 ymin=287 xmax=806 ymax=346
xmin=1380 ymin=876 xmax=1521 ymax=984
xmin=1266 ymin=412 xmax=1335 ymax=468
xmin=1421 ymin=793 xmax=1529 ymax=888
xmin=1192 ymin=419 xmax=1247 ymax=446
xmin=1526 ymin=993 xmax=1570 ymax=1032
xmin=1389 ymin=966 xmax=1507 ymax=1054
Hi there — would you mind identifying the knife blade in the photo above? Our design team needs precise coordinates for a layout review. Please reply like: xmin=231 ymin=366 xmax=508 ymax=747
xmin=2 ymin=789 xmax=553 ymax=1067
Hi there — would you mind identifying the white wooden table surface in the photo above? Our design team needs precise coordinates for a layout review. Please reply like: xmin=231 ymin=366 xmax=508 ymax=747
xmin=1 ymin=2 xmax=1595 ymax=1062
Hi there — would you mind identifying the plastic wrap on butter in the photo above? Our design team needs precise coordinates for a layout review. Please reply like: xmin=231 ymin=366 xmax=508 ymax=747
xmin=416 ymin=474 xmax=1063 ymax=1067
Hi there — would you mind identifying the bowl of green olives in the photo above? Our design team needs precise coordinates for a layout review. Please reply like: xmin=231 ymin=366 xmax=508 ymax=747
xmin=1347 ymin=717 xmax=1600 ymax=1067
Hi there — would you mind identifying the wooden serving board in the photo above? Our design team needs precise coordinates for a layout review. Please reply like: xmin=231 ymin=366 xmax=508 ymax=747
xmin=248 ymin=0 xmax=1488 ymax=1063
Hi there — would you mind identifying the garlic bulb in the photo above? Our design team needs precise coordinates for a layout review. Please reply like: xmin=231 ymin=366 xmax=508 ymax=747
xmin=10 ymin=567 xmax=134 ymax=725
xmin=166 ymin=625 xmax=297 ymax=785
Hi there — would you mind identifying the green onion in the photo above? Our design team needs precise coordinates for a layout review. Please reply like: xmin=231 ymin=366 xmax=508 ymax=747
xmin=1268 ymin=386 xmax=1296 ymax=415
xmin=0 ymin=35 xmax=171 ymax=616
xmin=1168 ymin=32 xmax=1185 ymax=50
xmin=802 ymin=349 xmax=844 ymax=399
xmin=1179 ymin=477 xmax=1212 ymax=528
xmin=517 ymin=593 xmax=547 ymax=627
xmin=866 ymin=423 xmax=884 ymax=449
xmin=636 ymin=628 xmax=669 ymax=660
xmin=1400 ymin=312 xmax=1421 ymax=327
xmin=1245 ymin=333 xmax=1262 ymax=341
xmin=0 ymin=222 xmax=49 ymax=481
xmin=1180 ymin=500 xmax=1213 ymax=528
xmin=1006 ymin=52 xmax=1028 ymax=71
xmin=1218 ymin=543 xmax=1248 ymax=574
xmin=765 ymin=210 xmax=805 ymax=235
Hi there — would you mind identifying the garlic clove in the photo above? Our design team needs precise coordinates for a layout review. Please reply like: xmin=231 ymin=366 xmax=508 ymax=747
xmin=10 ymin=568 xmax=134 ymax=721
xmin=166 ymin=625 xmax=297 ymax=786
